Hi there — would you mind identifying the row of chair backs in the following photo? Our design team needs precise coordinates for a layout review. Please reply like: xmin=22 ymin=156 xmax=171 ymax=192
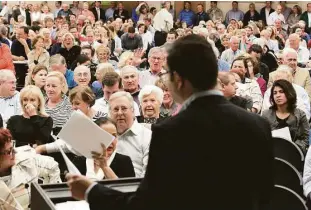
xmin=270 ymin=185 xmax=307 ymax=210
xmin=273 ymin=137 xmax=304 ymax=172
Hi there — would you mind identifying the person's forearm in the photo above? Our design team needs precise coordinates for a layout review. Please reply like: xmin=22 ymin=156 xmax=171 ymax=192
xmin=12 ymin=55 xmax=20 ymax=61
xmin=24 ymin=45 xmax=30 ymax=55
xmin=102 ymin=166 xmax=118 ymax=179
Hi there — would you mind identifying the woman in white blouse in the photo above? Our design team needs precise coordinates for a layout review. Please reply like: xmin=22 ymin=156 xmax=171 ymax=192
xmin=30 ymin=3 xmax=42 ymax=23
xmin=137 ymin=23 xmax=152 ymax=51
xmin=40 ymin=4 xmax=54 ymax=24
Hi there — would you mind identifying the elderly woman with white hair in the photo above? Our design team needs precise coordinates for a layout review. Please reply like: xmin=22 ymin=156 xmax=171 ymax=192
xmin=137 ymin=85 xmax=168 ymax=124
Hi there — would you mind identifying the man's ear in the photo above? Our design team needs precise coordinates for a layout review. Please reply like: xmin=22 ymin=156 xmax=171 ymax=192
xmin=173 ymin=71 xmax=183 ymax=90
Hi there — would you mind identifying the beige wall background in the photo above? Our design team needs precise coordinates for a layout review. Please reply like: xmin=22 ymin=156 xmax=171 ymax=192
xmin=6 ymin=1 xmax=309 ymax=17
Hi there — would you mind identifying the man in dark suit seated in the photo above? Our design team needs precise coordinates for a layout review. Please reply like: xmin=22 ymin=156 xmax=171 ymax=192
xmin=67 ymin=34 xmax=274 ymax=210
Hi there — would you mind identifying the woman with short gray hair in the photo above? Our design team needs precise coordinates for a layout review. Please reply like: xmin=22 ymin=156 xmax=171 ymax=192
xmin=137 ymin=85 xmax=167 ymax=124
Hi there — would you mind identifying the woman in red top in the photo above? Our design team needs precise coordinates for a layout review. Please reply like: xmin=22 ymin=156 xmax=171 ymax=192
xmin=0 ymin=42 xmax=14 ymax=72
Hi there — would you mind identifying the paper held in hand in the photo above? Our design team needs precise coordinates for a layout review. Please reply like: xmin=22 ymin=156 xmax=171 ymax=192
xmin=58 ymin=110 xmax=115 ymax=159
xmin=271 ymin=127 xmax=292 ymax=142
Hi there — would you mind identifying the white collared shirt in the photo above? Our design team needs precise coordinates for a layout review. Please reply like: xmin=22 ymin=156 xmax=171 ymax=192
xmin=116 ymin=120 xmax=152 ymax=177
xmin=265 ymin=8 xmax=270 ymax=23
xmin=308 ymin=13 xmax=311 ymax=28
xmin=139 ymin=69 xmax=165 ymax=88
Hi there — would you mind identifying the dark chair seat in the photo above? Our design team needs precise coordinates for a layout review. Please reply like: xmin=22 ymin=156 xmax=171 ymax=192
xmin=274 ymin=157 xmax=304 ymax=197
xmin=270 ymin=185 xmax=307 ymax=210
xmin=273 ymin=137 xmax=304 ymax=172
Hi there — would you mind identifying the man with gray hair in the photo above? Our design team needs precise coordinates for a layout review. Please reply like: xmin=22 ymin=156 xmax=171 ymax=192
xmin=262 ymin=65 xmax=310 ymax=120
xmin=50 ymin=54 xmax=77 ymax=89
xmin=220 ymin=36 xmax=243 ymax=65
xmin=0 ymin=70 xmax=22 ymax=126
xmin=73 ymin=65 xmax=91 ymax=87
xmin=108 ymin=91 xmax=151 ymax=177
xmin=139 ymin=47 xmax=166 ymax=87
xmin=286 ymin=33 xmax=310 ymax=64
xmin=268 ymin=48 xmax=311 ymax=101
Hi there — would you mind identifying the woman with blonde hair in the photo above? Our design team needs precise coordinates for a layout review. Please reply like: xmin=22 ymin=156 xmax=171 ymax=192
xmin=40 ymin=4 xmax=54 ymax=23
xmin=58 ymin=32 xmax=81 ymax=67
xmin=44 ymin=71 xmax=72 ymax=135
xmin=96 ymin=45 xmax=118 ymax=68
xmin=118 ymin=50 xmax=146 ymax=69
xmin=40 ymin=28 xmax=53 ymax=52
xmin=7 ymin=85 xmax=53 ymax=147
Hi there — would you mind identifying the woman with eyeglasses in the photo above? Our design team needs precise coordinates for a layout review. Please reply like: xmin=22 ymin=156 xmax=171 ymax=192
xmin=0 ymin=128 xmax=61 ymax=209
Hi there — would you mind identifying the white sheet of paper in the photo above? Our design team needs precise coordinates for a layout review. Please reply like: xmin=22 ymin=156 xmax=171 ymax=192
xmin=58 ymin=110 xmax=115 ymax=158
xmin=55 ymin=201 xmax=90 ymax=210
xmin=272 ymin=127 xmax=292 ymax=142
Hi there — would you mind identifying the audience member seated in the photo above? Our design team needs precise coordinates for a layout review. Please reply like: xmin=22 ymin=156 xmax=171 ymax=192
xmin=73 ymin=65 xmax=92 ymax=87
xmin=108 ymin=91 xmax=151 ymax=177
xmin=137 ymin=85 xmax=168 ymax=125
xmin=44 ymin=71 xmax=72 ymax=135
xmin=27 ymin=35 xmax=50 ymax=71
xmin=0 ymin=70 xmax=22 ymax=126
xmin=262 ymin=65 xmax=310 ymax=120
xmin=218 ymin=72 xmax=250 ymax=110
xmin=86 ymin=117 xmax=135 ymax=180
xmin=268 ymin=48 xmax=311 ymax=101
xmin=0 ymin=128 xmax=61 ymax=209
xmin=93 ymin=71 xmax=141 ymax=116
xmin=155 ymin=78 xmax=181 ymax=116
xmin=230 ymin=56 xmax=263 ymax=113
xmin=58 ymin=32 xmax=81 ymax=67
xmin=220 ymin=36 xmax=243 ymax=65
xmin=92 ymin=63 xmax=114 ymax=98
xmin=262 ymin=79 xmax=309 ymax=153
xmin=121 ymin=26 xmax=143 ymax=51
xmin=25 ymin=64 xmax=48 ymax=97
xmin=121 ymin=65 xmax=141 ymax=104
xmin=139 ymin=47 xmax=166 ymax=87
xmin=7 ymin=85 xmax=53 ymax=147
xmin=69 ymin=85 xmax=106 ymax=120
xmin=49 ymin=54 xmax=77 ymax=89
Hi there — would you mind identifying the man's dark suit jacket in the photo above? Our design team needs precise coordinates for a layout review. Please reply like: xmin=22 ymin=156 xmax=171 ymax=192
xmin=91 ymin=7 xmax=106 ymax=22
xmin=88 ymin=95 xmax=274 ymax=210
xmin=260 ymin=7 xmax=275 ymax=26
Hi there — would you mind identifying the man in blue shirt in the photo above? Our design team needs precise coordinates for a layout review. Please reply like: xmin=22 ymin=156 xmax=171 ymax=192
xmin=177 ymin=1 xmax=195 ymax=28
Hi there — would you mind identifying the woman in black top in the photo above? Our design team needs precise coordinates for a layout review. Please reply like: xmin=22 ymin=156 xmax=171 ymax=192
xmin=262 ymin=80 xmax=309 ymax=153
xmin=58 ymin=32 xmax=81 ymax=67
xmin=7 ymin=85 xmax=53 ymax=147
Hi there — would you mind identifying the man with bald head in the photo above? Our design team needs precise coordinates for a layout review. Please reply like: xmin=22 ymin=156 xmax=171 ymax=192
xmin=267 ymin=4 xmax=285 ymax=25
xmin=268 ymin=48 xmax=311 ymax=101
xmin=74 ymin=65 xmax=91 ymax=87
xmin=287 ymin=33 xmax=310 ymax=64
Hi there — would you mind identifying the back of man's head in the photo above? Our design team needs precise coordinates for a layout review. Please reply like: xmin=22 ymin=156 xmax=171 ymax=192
xmin=167 ymin=34 xmax=218 ymax=91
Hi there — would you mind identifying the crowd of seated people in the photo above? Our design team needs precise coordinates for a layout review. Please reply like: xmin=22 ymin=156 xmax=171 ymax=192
xmin=2 ymin=1 xmax=311 ymax=208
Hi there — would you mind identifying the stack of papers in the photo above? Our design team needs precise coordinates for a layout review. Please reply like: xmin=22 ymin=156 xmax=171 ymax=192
xmin=58 ymin=110 xmax=115 ymax=159
xmin=271 ymin=127 xmax=292 ymax=142
xmin=55 ymin=201 xmax=90 ymax=210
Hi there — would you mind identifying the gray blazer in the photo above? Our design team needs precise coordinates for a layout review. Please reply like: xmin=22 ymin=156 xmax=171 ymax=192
xmin=262 ymin=108 xmax=309 ymax=153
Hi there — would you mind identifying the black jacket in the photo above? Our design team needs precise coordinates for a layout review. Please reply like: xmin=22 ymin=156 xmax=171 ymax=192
xmin=113 ymin=9 xmax=129 ymax=22
xmin=243 ymin=10 xmax=261 ymax=27
xmin=91 ymin=7 xmax=106 ymax=22
xmin=87 ymin=95 xmax=274 ymax=210
xmin=193 ymin=11 xmax=210 ymax=26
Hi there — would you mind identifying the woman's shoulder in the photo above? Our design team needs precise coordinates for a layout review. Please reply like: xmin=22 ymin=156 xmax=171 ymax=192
xmin=114 ymin=152 xmax=132 ymax=162
xmin=294 ymin=108 xmax=307 ymax=118
xmin=262 ymin=109 xmax=274 ymax=117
